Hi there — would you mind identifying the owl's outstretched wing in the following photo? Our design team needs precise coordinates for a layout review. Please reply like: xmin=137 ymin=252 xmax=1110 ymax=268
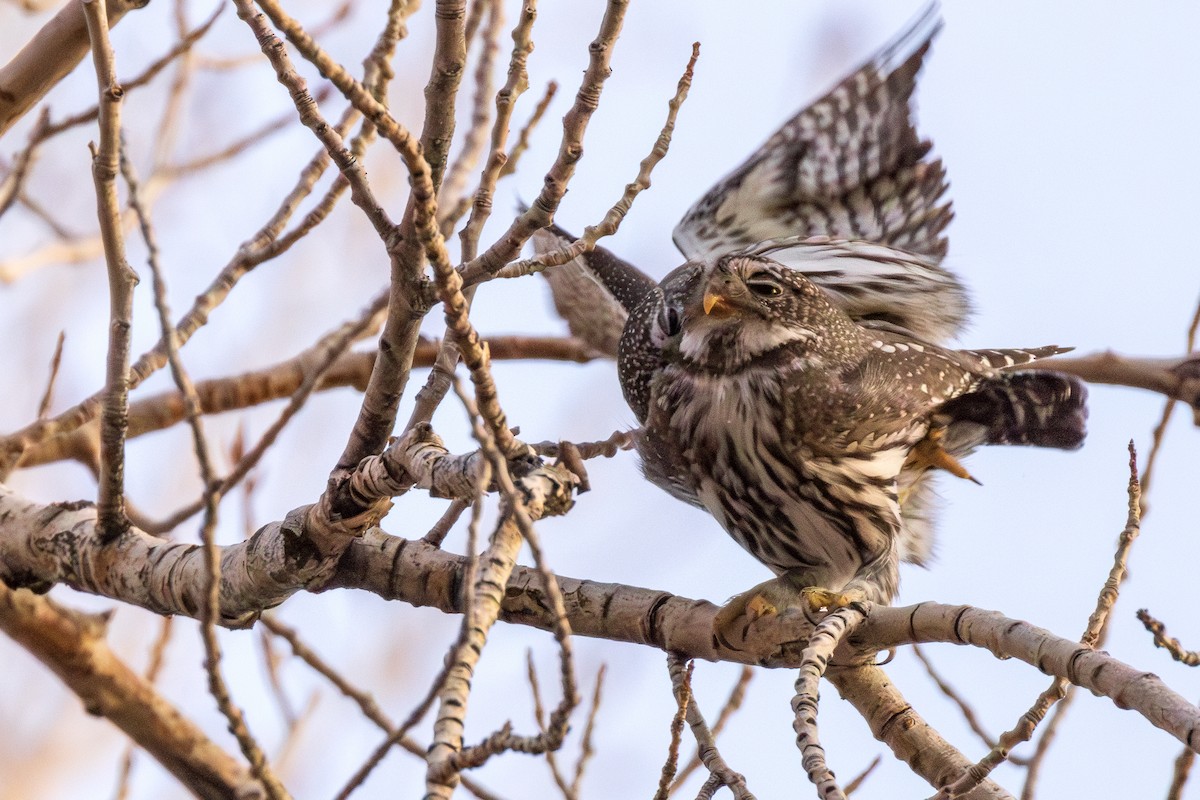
xmin=532 ymin=225 xmax=654 ymax=358
xmin=673 ymin=4 xmax=954 ymax=268
xmin=538 ymin=4 xmax=964 ymax=358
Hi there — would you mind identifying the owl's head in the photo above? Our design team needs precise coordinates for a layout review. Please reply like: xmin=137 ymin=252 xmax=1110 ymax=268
xmin=669 ymin=254 xmax=860 ymax=369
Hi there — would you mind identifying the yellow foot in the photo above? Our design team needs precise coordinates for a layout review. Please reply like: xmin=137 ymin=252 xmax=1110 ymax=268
xmin=800 ymin=586 xmax=854 ymax=611
xmin=713 ymin=588 xmax=778 ymax=650
xmin=712 ymin=579 xmax=864 ymax=649
xmin=905 ymin=426 xmax=981 ymax=485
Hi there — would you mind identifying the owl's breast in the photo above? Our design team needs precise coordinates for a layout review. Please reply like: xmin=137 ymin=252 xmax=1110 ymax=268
xmin=638 ymin=364 xmax=875 ymax=580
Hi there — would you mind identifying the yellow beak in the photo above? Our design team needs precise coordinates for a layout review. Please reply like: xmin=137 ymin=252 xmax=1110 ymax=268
xmin=703 ymin=290 xmax=732 ymax=316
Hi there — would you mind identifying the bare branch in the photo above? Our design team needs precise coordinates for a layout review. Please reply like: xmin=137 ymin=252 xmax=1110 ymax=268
xmin=497 ymin=41 xmax=699 ymax=280
xmin=0 ymin=0 xmax=148 ymax=136
xmin=1137 ymin=610 xmax=1200 ymax=667
xmin=945 ymin=444 xmax=1143 ymax=798
xmin=654 ymin=657 xmax=692 ymax=800
xmin=35 ymin=330 xmax=65 ymax=421
xmin=0 ymin=584 xmax=258 ymax=799
xmin=1032 ymin=351 xmax=1200 ymax=424
xmin=83 ymin=0 xmax=136 ymax=541
xmin=0 ymin=108 xmax=48 ymax=219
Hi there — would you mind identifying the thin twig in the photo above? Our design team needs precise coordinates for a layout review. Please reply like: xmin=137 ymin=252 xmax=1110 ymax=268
xmin=499 ymin=80 xmax=557 ymax=178
xmin=527 ymin=651 xmax=576 ymax=799
xmin=671 ymin=665 xmax=754 ymax=792
xmin=668 ymin=654 xmax=755 ymax=800
xmin=911 ymin=644 xmax=1029 ymax=767
xmin=570 ymin=664 xmax=607 ymax=797
xmin=35 ymin=331 xmax=66 ymax=421
xmin=0 ymin=108 xmax=49 ymax=220
xmin=423 ymin=497 xmax=473 ymax=546
xmin=1017 ymin=444 xmax=1145 ymax=800
xmin=258 ymin=625 xmax=299 ymax=728
xmin=654 ymin=658 xmax=693 ymax=800
xmin=1137 ymin=610 xmax=1200 ymax=667
xmin=946 ymin=445 xmax=1142 ymax=799
xmin=495 ymin=41 xmax=700 ymax=280
xmin=84 ymin=0 xmax=136 ymax=542
xmin=843 ymin=755 xmax=882 ymax=796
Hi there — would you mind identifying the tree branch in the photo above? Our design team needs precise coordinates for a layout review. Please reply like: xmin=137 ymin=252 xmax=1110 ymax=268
xmin=0 ymin=583 xmax=260 ymax=800
xmin=1031 ymin=351 xmax=1200 ymax=424
xmin=0 ymin=0 xmax=148 ymax=136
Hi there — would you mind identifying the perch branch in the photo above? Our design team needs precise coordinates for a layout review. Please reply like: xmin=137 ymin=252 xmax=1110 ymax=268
xmin=3 ymin=482 xmax=1196 ymax=799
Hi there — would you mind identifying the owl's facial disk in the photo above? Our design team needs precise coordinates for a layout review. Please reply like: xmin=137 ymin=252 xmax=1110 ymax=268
xmin=676 ymin=256 xmax=820 ymax=366
xmin=690 ymin=257 xmax=789 ymax=323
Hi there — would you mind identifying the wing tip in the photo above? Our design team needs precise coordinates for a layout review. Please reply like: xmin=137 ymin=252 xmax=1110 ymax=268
xmin=879 ymin=3 xmax=944 ymax=75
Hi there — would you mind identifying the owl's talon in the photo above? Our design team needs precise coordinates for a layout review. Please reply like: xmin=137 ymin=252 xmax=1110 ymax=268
xmin=905 ymin=426 xmax=981 ymax=484
xmin=743 ymin=594 xmax=779 ymax=620
xmin=713 ymin=589 xmax=776 ymax=650
xmin=800 ymin=586 xmax=853 ymax=611
xmin=713 ymin=579 xmax=802 ymax=649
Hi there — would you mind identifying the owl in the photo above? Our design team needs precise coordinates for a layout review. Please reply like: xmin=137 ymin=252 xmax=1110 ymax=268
xmin=534 ymin=6 xmax=1087 ymax=640
xmin=619 ymin=248 xmax=1083 ymax=639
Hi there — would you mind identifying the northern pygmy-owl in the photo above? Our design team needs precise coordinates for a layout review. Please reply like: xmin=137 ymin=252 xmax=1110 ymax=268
xmin=618 ymin=249 xmax=1082 ymax=638
xmin=535 ymin=7 xmax=1087 ymax=640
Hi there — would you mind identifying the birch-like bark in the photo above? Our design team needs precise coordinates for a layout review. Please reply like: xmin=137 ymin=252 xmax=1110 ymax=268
xmin=0 ymin=0 xmax=147 ymax=136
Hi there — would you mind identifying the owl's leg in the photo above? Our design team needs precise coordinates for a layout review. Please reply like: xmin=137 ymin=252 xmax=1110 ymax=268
xmin=713 ymin=575 xmax=809 ymax=649
xmin=904 ymin=425 xmax=980 ymax=485
xmin=712 ymin=570 xmax=858 ymax=649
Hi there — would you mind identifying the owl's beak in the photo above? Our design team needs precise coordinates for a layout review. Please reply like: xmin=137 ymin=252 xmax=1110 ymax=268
xmin=703 ymin=289 xmax=735 ymax=317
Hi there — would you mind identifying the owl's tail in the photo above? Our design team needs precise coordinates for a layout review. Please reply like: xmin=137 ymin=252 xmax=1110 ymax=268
xmin=939 ymin=371 xmax=1089 ymax=452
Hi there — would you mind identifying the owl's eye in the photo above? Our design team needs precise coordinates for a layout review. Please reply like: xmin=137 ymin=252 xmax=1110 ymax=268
xmin=746 ymin=277 xmax=783 ymax=298
xmin=663 ymin=305 xmax=682 ymax=336
xmin=654 ymin=304 xmax=681 ymax=343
